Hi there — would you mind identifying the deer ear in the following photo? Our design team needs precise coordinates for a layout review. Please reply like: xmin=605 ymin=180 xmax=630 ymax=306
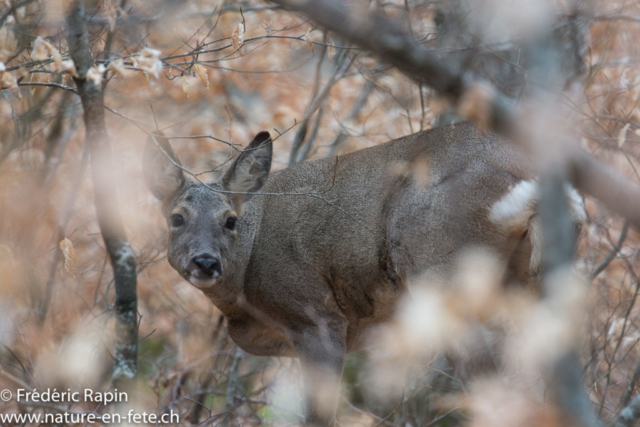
xmin=221 ymin=131 xmax=272 ymax=210
xmin=143 ymin=131 xmax=186 ymax=201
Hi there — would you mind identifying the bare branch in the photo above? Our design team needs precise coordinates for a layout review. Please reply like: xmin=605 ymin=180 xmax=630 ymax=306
xmin=590 ymin=221 xmax=629 ymax=280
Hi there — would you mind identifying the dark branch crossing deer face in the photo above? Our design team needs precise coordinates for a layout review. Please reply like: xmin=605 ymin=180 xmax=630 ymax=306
xmin=143 ymin=131 xmax=272 ymax=289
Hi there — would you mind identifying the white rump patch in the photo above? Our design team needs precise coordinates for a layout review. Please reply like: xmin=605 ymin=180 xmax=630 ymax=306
xmin=490 ymin=180 xmax=541 ymax=271
xmin=489 ymin=179 xmax=586 ymax=274
xmin=489 ymin=180 xmax=538 ymax=229
xmin=566 ymin=185 xmax=587 ymax=223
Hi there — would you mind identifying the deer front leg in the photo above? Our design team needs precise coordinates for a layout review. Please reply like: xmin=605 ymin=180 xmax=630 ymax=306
xmin=293 ymin=325 xmax=346 ymax=426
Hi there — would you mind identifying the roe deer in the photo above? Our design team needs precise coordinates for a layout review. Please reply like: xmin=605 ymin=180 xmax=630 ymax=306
xmin=143 ymin=122 xmax=586 ymax=426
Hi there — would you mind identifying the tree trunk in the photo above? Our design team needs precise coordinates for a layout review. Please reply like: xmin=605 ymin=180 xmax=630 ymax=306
xmin=65 ymin=0 xmax=138 ymax=394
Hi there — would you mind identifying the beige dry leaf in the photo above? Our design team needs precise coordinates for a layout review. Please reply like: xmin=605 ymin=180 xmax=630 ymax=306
xmin=30 ymin=36 xmax=50 ymax=61
xmin=303 ymin=30 xmax=314 ymax=53
xmin=327 ymin=41 xmax=336 ymax=63
xmin=29 ymin=70 xmax=53 ymax=94
xmin=86 ymin=64 xmax=105 ymax=87
xmin=59 ymin=238 xmax=76 ymax=277
xmin=0 ymin=26 xmax=17 ymax=62
xmin=232 ymin=23 xmax=244 ymax=50
xmin=0 ymin=62 xmax=17 ymax=91
xmin=107 ymin=58 xmax=132 ymax=77
xmin=182 ymin=75 xmax=189 ymax=98
xmin=618 ymin=123 xmax=630 ymax=148
xmin=61 ymin=59 xmax=77 ymax=77
xmin=27 ymin=69 xmax=44 ymax=95
xmin=14 ymin=4 xmax=25 ymax=19
xmin=0 ymin=70 xmax=17 ymax=91
xmin=50 ymin=47 xmax=62 ymax=71
xmin=30 ymin=37 xmax=63 ymax=70
xmin=137 ymin=47 xmax=163 ymax=79
xmin=192 ymin=64 xmax=209 ymax=89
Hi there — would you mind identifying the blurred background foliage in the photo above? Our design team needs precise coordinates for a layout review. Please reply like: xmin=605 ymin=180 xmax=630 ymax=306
xmin=0 ymin=0 xmax=639 ymax=425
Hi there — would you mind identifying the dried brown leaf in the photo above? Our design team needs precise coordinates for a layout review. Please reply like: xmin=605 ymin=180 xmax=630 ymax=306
xmin=137 ymin=47 xmax=162 ymax=79
xmin=50 ymin=47 xmax=62 ymax=71
xmin=107 ymin=58 xmax=132 ymax=77
xmin=192 ymin=64 xmax=209 ymax=89
xmin=327 ymin=41 xmax=336 ymax=63
xmin=0 ymin=70 xmax=17 ymax=91
xmin=231 ymin=23 xmax=244 ymax=50
xmin=86 ymin=64 xmax=105 ymax=87
xmin=303 ymin=30 xmax=314 ymax=53
xmin=182 ymin=75 xmax=190 ymax=97
xmin=30 ymin=36 xmax=49 ymax=61
xmin=59 ymin=238 xmax=76 ymax=277
xmin=0 ymin=62 xmax=16 ymax=91
xmin=30 ymin=37 xmax=63 ymax=71
xmin=61 ymin=59 xmax=77 ymax=77
xmin=0 ymin=27 xmax=17 ymax=63
xmin=618 ymin=123 xmax=630 ymax=148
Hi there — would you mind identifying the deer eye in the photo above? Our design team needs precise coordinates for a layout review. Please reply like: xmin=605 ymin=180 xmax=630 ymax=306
xmin=224 ymin=216 xmax=237 ymax=230
xmin=170 ymin=213 xmax=185 ymax=227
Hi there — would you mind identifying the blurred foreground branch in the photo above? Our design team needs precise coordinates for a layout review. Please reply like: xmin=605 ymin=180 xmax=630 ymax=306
xmin=65 ymin=0 xmax=138 ymax=394
xmin=615 ymin=392 xmax=640 ymax=427
xmin=269 ymin=0 xmax=640 ymax=230
xmin=539 ymin=170 xmax=601 ymax=427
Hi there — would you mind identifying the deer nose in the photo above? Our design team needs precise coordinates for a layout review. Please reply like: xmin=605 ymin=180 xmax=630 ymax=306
xmin=192 ymin=255 xmax=221 ymax=277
